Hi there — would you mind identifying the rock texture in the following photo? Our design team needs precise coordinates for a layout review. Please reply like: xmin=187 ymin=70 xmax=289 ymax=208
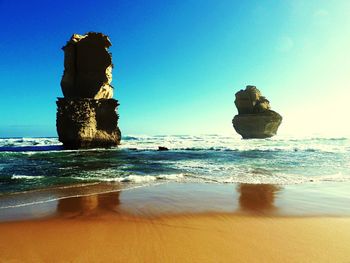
xmin=61 ymin=33 xmax=113 ymax=99
xmin=56 ymin=32 xmax=121 ymax=148
xmin=232 ymin=86 xmax=282 ymax=139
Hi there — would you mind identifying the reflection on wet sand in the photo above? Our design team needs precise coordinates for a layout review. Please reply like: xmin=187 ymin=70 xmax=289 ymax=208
xmin=56 ymin=184 xmax=282 ymax=218
xmin=57 ymin=191 xmax=120 ymax=217
xmin=238 ymin=184 xmax=281 ymax=214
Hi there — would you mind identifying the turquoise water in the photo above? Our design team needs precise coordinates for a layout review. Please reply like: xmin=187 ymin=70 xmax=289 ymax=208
xmin=0 ymin=135 xmax=350 ymax=201
xmin=0 ymin=135 xmax=349 ymax=210
xmin=0 ymin=135 xmax=350 ymax=214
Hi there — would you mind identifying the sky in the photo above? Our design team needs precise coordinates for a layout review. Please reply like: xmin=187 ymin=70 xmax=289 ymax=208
xmin=0 ymin=0 xmax=349 ymax=137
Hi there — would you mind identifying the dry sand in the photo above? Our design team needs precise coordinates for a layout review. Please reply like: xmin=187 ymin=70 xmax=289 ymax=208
xmin=1 ymin=213 xmax=350 ymax=263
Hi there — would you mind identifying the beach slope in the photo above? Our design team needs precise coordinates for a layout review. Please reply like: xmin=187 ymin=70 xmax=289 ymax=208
xmin=1 ymin=213 xmax=350 ymax=262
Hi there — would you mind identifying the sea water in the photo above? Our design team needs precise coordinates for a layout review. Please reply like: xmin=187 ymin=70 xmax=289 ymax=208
xmin=0 ymin=134 xmax=349 ymax=211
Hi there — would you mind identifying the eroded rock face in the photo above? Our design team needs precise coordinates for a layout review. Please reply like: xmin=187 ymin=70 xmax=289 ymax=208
xmin=61 ymin=33 xmax=113 ymax=99
xmin=234 ymin=85 xmax=271 ymax=114
xmin=57 ymin=99 xmax=121 ymax=148
xmin=232 ymin=86 xmax=282 ymax=139
xmin=56 ymin=32 xmax=121 ymax=148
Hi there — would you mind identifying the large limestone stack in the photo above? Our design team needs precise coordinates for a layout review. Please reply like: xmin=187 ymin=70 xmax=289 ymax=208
xmin=232 ymin=86 xmax=282 ymax=139
xmin=56 ymin=32 xmax=121 ymax=148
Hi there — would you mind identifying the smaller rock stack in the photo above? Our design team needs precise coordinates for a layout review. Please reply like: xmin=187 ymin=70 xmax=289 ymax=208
xmin=232 ymin=86 xmax=282 ymax=139
xmin=56 ymin=32 xmax=121 ymax=148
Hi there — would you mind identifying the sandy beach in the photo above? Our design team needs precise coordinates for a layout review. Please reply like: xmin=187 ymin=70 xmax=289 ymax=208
xmin=1 ymin=182 xmax=350 ymax=263
xmin=1 ymin=213 xmax=350 ymax=263
xmin=1 ymin=0 xmax=350 ymax=261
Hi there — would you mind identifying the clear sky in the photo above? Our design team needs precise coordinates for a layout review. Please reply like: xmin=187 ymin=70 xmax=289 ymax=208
xmin=0 ymin=0 xmax=349 ymax=137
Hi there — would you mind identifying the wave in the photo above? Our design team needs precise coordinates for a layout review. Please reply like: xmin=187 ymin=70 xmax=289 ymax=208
xmin=1 ymin=169 xmax=349 ymax=211
xmin=11 ymin=175 xmax=44 ymax=180
xmin=118 ymin=134 xmax=350 ymax=153
xmin=1 ymin=135 xmax=349 ymax=198
xmin=74 ymin=173 xmax=185 ymax=183
xmin=118 ymin=146 xmax=348 ymax=154
xmin=175 ymin=172 xmax=350 ymax=185
xmin=218 ymin=172 xmax=350 ymax=185
xmin=0 ymin=137 xmax=60 ymax=147
xmin=57 ymin=171 xmax=350 ymax=186
xmin=1 ymin=135 xmax=349 ymax=154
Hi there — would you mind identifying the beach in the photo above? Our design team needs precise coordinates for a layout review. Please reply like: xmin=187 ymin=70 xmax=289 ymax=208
xmin=1 ymin=182 xmax=350 ymax=262
xmin=1 ymin=0 xmax=350 ymax=261
xmin=1 ymin=135 xmax=350 ymax=262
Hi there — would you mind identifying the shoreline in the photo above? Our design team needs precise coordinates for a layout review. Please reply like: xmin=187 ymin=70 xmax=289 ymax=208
xmin=1 ymin=181 xmax=350 ymax=222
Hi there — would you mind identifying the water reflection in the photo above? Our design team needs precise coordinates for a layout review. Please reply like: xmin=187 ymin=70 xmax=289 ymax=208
xmin=57 ymin=191 xmax=120 ymax=217
xmin=238 ymin=184 xmax=281 ymax=214
xmin=56 ymin=183 xmax=282 ymax=217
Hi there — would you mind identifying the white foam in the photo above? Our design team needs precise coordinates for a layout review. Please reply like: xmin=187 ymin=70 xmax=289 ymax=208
xmin=2 ymin=171 xmax=350 ymax=210
xmin=0 ymin=137 xmax=61 ymax=148
xmin=11 ymin=175 xmax=44 ymax=180
xmin=75 ymin=173 xmax=186 ymax=183
xmin=118 ymin=134 xmax=350 ymax=153
xmin=194 ymin=172 xmax=350 ymax=185
xmin=120 ymin=175 xmax=157 ymax=183
xmin=1 ymin=135 xmax=349 ymax=153
xmin=156 ymin=173 xmax=185 ymax=180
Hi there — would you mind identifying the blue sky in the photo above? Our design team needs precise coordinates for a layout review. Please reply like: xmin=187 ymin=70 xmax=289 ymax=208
xmin=0 ymin=0 xmax=349 ymax=137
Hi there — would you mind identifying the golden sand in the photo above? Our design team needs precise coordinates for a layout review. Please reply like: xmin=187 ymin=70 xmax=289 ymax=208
xmin=1 ymin=213 xmax=350 ymax=262
xmin=1 ymin=183 xmax=349 ymax=262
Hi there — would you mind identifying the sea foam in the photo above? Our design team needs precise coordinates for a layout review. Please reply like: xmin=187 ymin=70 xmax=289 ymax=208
xmin=1 ymin=135 xmax=349 ymax=197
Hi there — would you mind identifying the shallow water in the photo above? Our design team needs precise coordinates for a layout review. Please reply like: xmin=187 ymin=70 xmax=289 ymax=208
xmin=0 ymin=134 xmax=349 ymax=210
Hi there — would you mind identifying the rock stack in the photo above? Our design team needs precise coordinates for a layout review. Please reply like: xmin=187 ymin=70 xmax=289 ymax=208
xmin=56 ymin=32 xmax=121 ymax=148
xmin=232 ymin=85 xmax=282 ymax=139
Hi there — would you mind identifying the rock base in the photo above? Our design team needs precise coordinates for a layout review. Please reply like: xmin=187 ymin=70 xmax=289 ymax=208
xmin=56 ymin=98 xmax=121 ymax=148
xmin=232 ymin=110 xmax=282 ymax=139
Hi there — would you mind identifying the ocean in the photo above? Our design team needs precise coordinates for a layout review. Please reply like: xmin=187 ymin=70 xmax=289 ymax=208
xmin=0 ymin=134 xmax=350 ymax=212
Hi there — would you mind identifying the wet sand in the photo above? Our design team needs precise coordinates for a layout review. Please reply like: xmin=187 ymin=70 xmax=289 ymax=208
xmin=1 ymin=183 xmax=350 ymax=262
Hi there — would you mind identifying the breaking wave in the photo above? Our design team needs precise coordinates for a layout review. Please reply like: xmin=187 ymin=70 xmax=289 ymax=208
xmin=0 ymin=134 xmax=349 ymax=198
xmin=1 ymin=135 xmax=349 ymax=153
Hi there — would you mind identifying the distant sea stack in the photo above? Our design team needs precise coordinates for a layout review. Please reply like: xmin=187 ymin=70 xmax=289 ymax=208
xmin=232 ymin=85 xmax=282 ymax=139
xmin=56 ymin=32 xmax=121 ymax=148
